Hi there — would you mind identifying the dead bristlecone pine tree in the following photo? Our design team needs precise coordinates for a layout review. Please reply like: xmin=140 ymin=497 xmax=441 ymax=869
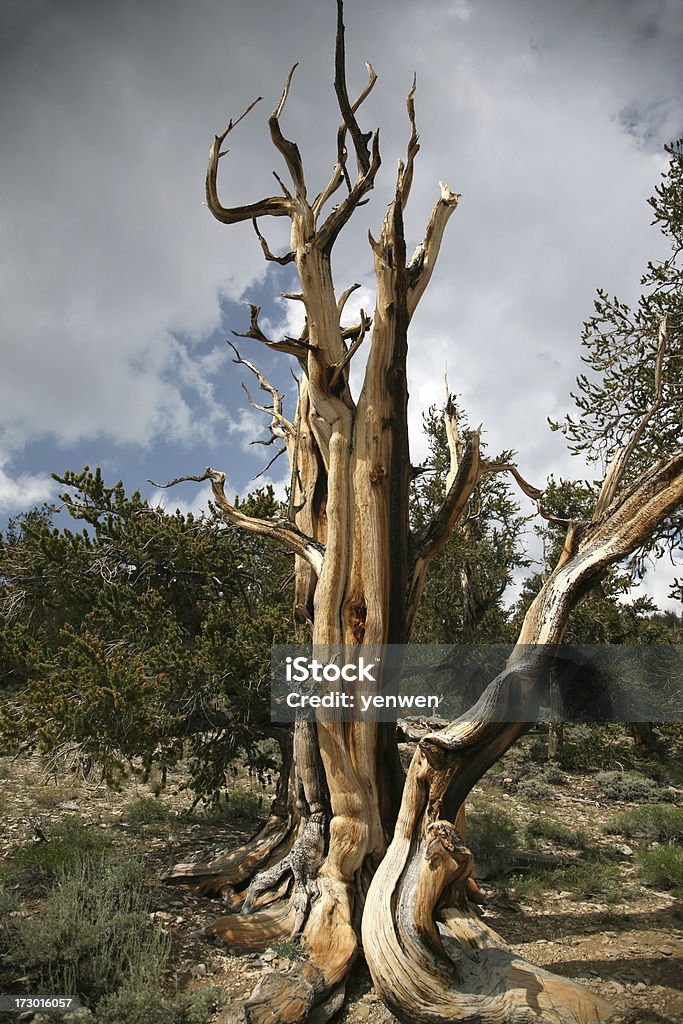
xmin=158 ymin=3 xmax=683 ymax=1021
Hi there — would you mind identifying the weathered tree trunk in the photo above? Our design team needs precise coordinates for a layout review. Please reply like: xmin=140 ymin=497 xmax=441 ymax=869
xmin=159 ymin=5 xmax=683 ymax=1021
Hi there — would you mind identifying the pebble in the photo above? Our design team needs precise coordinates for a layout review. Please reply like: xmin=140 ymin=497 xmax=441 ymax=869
xmin=357 ymin=1006 xmax=371 ymax=1021
xmin=190 ymin=962 xmax=208 ymax=977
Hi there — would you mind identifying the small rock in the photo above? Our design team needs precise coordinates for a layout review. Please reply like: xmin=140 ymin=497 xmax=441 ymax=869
xmin=191 ymin=963 xmax=208 ymax=977
xmin=260 ymin=950 xmax=277 ymax=963
xmin=357 ymin=1006 xmax=371 ymax=1021
xmin=615 ymin=844 xmax=633 ymax=857
xmin=60 ymin=800 xmax=80 ymax=810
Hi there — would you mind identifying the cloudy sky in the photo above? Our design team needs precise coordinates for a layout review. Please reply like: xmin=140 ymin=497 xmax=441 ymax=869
xmin=1 ymin=0 xmax=681 ymax=605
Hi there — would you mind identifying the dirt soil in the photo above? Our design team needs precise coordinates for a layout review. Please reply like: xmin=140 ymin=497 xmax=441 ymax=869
xmin=0 ymin=747 xmax=681 ymax=1024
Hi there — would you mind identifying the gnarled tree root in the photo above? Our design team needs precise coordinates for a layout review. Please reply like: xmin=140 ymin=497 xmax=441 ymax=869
xmin=363 ymin=756 xmax=620 ymax=1024
xmin=162 ymin=812 xmax=296 ymax=900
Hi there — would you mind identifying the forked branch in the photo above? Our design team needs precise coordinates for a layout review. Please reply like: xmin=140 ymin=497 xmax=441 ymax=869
xmin=227 ymin=342 xmax=296 ymax=445
xmin=334 ymin=0 xmax=373 ymax=176
xmin=232 ymin=303 xmax=310 ymax=358
xmin=205 ymin=99 xmax=293 ymax=225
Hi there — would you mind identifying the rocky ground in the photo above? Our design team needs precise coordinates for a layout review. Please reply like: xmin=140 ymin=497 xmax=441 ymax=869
xmin=0 ymin=736 xmax=681 ymax=1024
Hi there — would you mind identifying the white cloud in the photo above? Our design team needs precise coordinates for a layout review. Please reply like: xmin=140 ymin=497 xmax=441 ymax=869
xmin=0 ymin=453 xmax=54 ymax=513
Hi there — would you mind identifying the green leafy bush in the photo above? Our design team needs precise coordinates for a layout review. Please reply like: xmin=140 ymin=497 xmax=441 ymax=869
xmin=199 ymin=787 xmax=263 ymax=823
xmin=596 ymin=770 xmax=667 ymax=803
xmin=0 ymin=473 xmax=294 ymax=799
xmin=510 ymin=859 xmax=620 ymax=903
xmin=637 ymin=844 xmax=683 ymax=894
xmin=124 ymin=796 xmax=174 ymax=824
xmin=517 ymin=778 xmax=554 ymax=802
xmin=93 ymin=983 xmax=226 ymax=1024
xmin=5 ymin=816 xmax=114 ymax=891
xmin=0 ymin=855 xmax=170 ymax=1002
xmin=526 ymin=818 xmax=589 ymax=849
xmin=467 ymin=805 xmax=519 ymax=859
xmin=604 ymin=805 xmax=683 ymax=843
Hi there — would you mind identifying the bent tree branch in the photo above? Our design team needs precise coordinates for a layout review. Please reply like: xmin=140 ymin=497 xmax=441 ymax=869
xmin=150 ymin=469 xmax=324 ymax=577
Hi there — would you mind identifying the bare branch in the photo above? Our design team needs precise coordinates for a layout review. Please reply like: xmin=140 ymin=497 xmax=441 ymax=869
xmin=341 ymin=312 xmax=372 ymax=342
xmin=313 ymin=163 xmax=346 ymax=219
xmin=406 ymin=182 xmax=461 ymax=319
xmin=443 ymin=395 xmax=462 ymax=493
xmin=232 ymin=303 xmax=310 ymax=358
xmin=480 ymin=458 xmax=577 ymax=526
xmin=337 ymin=282 xmax=361 ymax=318
xmin=205 ymin=99 xmax=292 ymax=225
xmin=228 ymin=342 xmax=296 ymax=440
xmin=329 ymin=309 xmax=368 ymax=389
xmin=323 ymin=57 xmax=378 ymax=201
xmin=352 ymin=61 xmax=378 ymax=115
xmin=334 ymin=0 xmax=373 ymax=176
xmin=480 ymin=459 xmax=544 ymax=502
xmin=399 ymin=75 xmax=420 ymax=208
xmin=252 ymin=445 xmax=287 ymax=481
xmin=232 ymin=304 xmax=274 ymax=346
xmin=317 ymin=132 xmax=381 ymax=253
xmin=416 ymin=432 xmax=482 ymax=563
xmin=252 ymin=219 xmax=295 ymax=265
xmin=313 ymin=2 xmax=381 ymax=252
xmin=149 ymin=468 xmax=324 ymax=575
xmin=272 ymin=171 xmax=293 ymax=200
xmin=268 ymin=64 xmax=306 ymax=198
xmin=593 ymin=315 xmax=669 ymax=518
